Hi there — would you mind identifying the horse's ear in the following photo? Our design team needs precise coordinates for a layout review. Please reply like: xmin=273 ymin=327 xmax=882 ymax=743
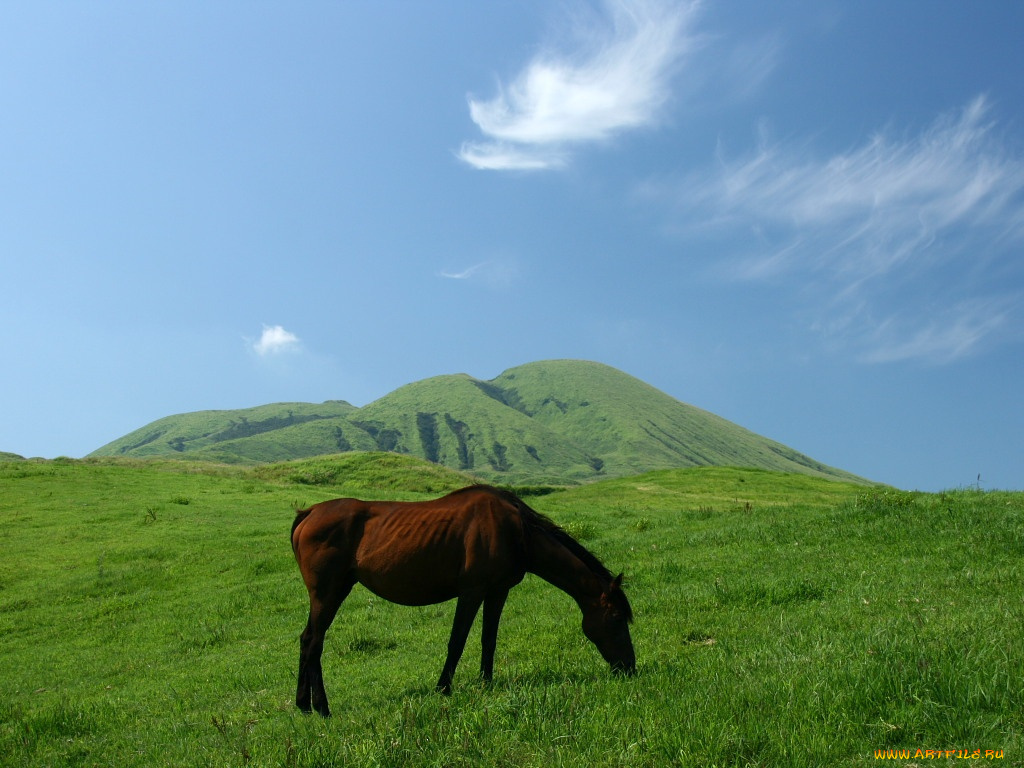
xmin=611 ymin=573 xmax=624 ymax=590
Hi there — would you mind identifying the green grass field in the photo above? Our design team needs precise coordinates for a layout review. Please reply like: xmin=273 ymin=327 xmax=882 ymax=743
xmin=2 ymin=455 xmax=1021 ymax=767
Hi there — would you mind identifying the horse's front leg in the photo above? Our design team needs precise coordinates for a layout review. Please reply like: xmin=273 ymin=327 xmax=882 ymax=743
xmin=480 ymin=590 xmax=509 ymax=683
xmin=436 ymin=594 xmax=484 ymax=694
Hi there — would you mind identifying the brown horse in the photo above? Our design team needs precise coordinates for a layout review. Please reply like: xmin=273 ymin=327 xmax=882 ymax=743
xmin=291 ymin=484 xmax=635 ymax=715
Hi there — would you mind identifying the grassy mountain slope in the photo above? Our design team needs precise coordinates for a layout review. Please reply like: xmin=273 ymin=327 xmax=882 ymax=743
xmin=186 ymin=417 xmax=378 ymax=464
xmin=89 ymin=360 xmax=863 ymax=484
xmin=355 ymin=374 xmax=603 ymax=484
xmin=92 ymin=401 xmax=357 ymax=459
xmin=490 ymin=360 xmax=858 ymax=481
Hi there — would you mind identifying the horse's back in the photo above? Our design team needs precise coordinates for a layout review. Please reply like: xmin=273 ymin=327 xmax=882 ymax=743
xmin=293 ymin=487 xmax=529 ymax=605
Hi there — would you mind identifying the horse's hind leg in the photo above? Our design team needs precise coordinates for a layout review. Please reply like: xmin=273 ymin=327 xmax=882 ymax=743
xmin=296 ymin=613 xmax=316 ymax=713
xmin=297 ymin=573 xmax=355 ymax=717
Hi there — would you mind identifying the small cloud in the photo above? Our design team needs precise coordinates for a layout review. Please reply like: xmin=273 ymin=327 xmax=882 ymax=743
xmin=439 ymin=263 xmax=485 ymax=280
xmin=438 ymin=258 xmax=521 ymax=288
xmin=459 ymin=0 xmax=698 ymax=171
xmin=457 ymin=142 xmax=566 ymax=172
xmin=252 ymin=325 xmax=300 ymax=356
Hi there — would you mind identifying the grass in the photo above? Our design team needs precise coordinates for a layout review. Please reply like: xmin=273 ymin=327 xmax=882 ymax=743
xmin=1 ymin=457 xmax=1021 ymax=766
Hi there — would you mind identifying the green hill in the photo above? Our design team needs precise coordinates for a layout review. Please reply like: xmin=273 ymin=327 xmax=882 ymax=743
xmin=89 ymin=359 xmax=865 ymax=484
xmin=91 ymin=401 xmax=362 ymax=462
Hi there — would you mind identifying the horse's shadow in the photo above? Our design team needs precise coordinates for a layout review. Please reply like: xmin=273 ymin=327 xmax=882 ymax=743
xmin=395 ymin=661 xmax=672 ymax=700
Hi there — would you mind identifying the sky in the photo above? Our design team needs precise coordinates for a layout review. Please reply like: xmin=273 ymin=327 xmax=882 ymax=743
xmin=2 ymin=1 xmax=1022 ymax=491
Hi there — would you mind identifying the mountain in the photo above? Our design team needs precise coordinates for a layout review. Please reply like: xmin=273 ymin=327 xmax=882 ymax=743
xmin=88 ymin=359 xmax=864 ymax=484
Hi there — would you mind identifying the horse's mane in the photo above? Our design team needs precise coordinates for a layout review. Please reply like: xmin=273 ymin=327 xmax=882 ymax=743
xmin=451 ymin=485 xmax=633 ymax=621
xmin=516 ymin=501 xmax=613 ymax=581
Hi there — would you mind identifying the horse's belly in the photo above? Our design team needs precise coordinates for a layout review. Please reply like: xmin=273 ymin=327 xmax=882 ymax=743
xmin=355 ymin=551 xmax=462 ymax=606
xmin=362 ymin=578 xmax=458 ymax=606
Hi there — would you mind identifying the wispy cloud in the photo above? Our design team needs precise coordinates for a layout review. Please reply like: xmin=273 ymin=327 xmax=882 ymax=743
xmin=438 ymin=258 xmax=521 ymax=287
xmin=459 ymin=0 xmax=699 ymax=171
xmin=666 ymin=96 xmax=1024 ymax=363
xmin=252 ymin=324 xmax=300 ymax=356
xmin=860 ymin=299 xmax=1014 ymax=365
xmin=439 ymin=263 xmax=487 ymax=280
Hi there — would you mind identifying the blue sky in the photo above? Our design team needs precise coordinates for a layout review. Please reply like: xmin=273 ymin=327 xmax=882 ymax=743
xmin=2 ymin=1 xmax=1022 ymax=491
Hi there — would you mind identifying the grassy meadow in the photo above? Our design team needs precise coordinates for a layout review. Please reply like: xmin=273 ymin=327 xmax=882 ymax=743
xmin=1 ymin=455 xmax=1022 ymax=767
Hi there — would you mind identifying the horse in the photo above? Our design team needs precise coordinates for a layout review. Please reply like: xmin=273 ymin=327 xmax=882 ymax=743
xmin=291 ymin=484 xmax=635 ymax=716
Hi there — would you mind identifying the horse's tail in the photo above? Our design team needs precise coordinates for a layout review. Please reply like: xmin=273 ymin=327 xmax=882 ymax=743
xmin=291 ymin=506 xmax=314 ymax=557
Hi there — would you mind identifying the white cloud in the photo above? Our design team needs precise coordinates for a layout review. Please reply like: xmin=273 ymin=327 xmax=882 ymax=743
xmin=459 ymin=0 xmax=699 ymax=171
xmin=252 ymin=325 xmax=300 ymax=356
xmin=667 ymin=96 xmax=1024 ymax=363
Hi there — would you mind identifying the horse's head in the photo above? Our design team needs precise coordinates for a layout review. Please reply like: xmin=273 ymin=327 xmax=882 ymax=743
xmin=582 ymin=573 xmax=636 ymax=676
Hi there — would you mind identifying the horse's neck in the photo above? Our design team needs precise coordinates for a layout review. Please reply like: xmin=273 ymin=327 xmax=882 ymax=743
xmin=526 ymin=529 xmax=603 ymax=609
